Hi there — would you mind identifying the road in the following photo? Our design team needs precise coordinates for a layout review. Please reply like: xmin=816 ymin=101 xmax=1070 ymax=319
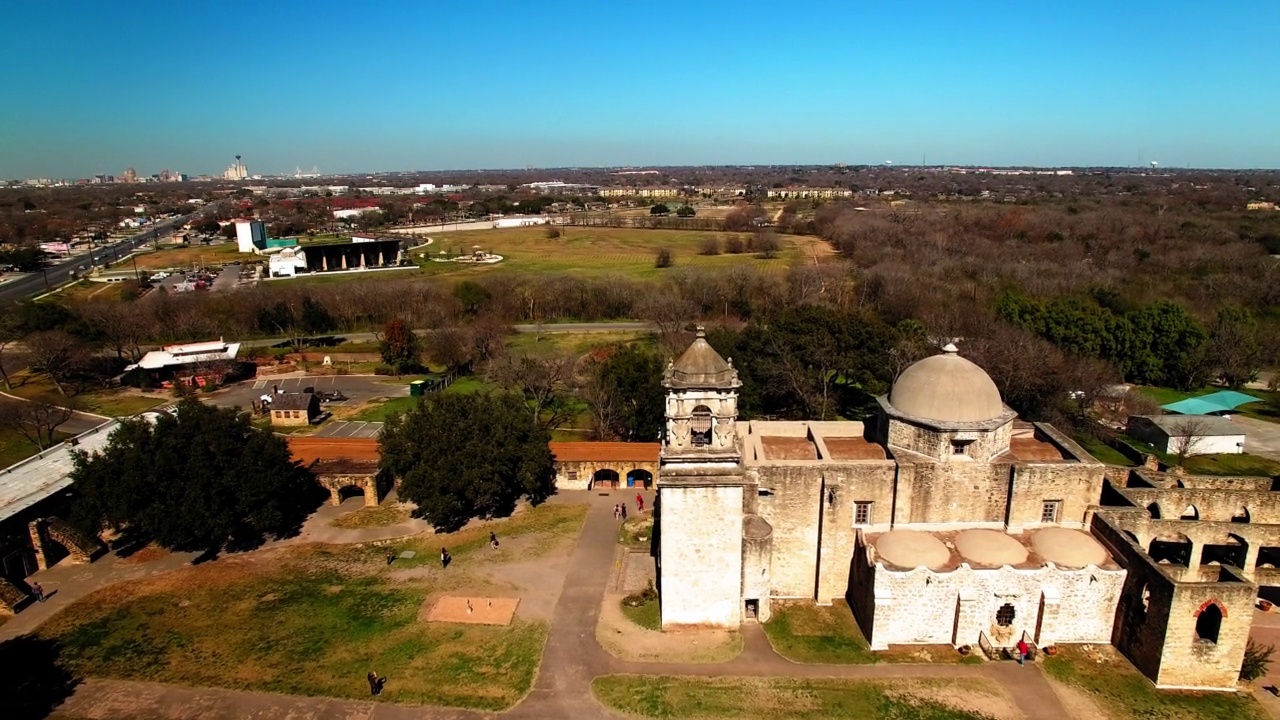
xmin=248 ymin=322 xmax=653 ymax=347
xmin=0 ymin=202 xmax=226 ymax=302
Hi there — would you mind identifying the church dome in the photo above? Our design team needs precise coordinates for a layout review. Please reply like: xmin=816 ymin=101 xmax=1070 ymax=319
xmin=887 ymin=344 xmax=1005 ymax=424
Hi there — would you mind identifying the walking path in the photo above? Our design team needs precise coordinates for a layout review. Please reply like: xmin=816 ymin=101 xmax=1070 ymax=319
xmin=29 ymin=492 xmax=1075 ymax=719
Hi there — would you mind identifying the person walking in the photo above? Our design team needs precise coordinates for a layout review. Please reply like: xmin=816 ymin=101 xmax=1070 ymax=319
xmin=635 ymin=493 xmax=644 ymax=513
xmin=489 ymin=531 xmax=499 ymax=550
xmin=613 ymin=504 xmax=620 ymax=520
xmin=31 ymin=581 xmax=45 ymax=602
xmin=440 ymin=547 xmax=451 ymax=568
xmin=620 ymin=503 xmax=628 ymax=521
xmin=1016 ymin=639 xmax=1029 ymax=666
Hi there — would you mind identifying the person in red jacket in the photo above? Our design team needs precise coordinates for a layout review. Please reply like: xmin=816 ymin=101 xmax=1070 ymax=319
xmin=636 ymin=494 xmax=645 ymax=513
xmin=1016 ymin=639 xmax=1029 ymax=666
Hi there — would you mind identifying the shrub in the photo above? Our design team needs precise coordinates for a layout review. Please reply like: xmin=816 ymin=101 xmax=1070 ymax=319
xmin=1241 ymin=639 xmax=1274 ymax=681
xmin=698 ymin=237 xmax=721 ymax=256
xmin=545 ymin=226 xmax=562 ymax=239
xmin=654 ymin=248 xmax=674 ymax=268
xmin=373 ymin=364 xmax=395 ymax=376
xmin=724 ymin=235 xmax=746 ymax=254
xmin=623 ymin=580 xmax=659 ymax=607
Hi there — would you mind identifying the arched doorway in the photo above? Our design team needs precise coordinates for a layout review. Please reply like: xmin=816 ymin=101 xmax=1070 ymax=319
xmin=627 ymin=469 xmax=654 ymax=489
xmin=336 ymin=485 xmax=366 ymax=504
xmin=592 ymin=469 xmax=620 ymax=490
xmin=1149 ymin=533 xmax=1193 ymax=566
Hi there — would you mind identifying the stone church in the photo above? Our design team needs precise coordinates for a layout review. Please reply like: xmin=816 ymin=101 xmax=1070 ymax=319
xmin=656 ymin=329 xmax=1272 ymax=690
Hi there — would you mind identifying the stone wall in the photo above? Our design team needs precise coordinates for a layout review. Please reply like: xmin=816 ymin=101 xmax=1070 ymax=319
xmin=658 ymin=483 xmax=744 ymax=628
xmin=886 ymin=417 xmax=1011 ymax=462
xmin=869 ymin=561 xmax=1124 ymax=649
xmin=892 ymin=456 xmax=1012 ymax=527
xmin=1119 ymin=486 xmax=1276 ymax=524
xmin=1006 ymin=461 xmax=1104 ymax=531
xmin=554 ymin=460 xmax=658 ymax=491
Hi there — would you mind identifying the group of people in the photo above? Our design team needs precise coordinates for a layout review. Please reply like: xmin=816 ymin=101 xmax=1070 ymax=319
xmin=614 ymin=493 xmax=646 ymax=521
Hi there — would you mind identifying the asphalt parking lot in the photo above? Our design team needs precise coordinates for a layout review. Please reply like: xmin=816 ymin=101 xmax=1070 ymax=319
xmin=207 ymin=375 xmax=411 ymax=410
xmin=313 ymin=421 xmax=385 ymax=438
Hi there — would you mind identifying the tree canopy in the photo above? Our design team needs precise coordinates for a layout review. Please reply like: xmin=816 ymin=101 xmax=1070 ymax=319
xmin=379 ymin=392 xmax=554 ymax=531
xmin=69 ymin=399 xmax=321 ymax=554
xmin=582 ymin=344 xmax=664 ymax=441
xmin=379 ymin=317 xmax=421 ymax=374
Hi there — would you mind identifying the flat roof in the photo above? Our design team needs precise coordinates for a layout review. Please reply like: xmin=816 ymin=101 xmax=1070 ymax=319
xmin=0 ymin=420 xmax=119 ymax=523
xmin=549 ymin=442 xmax=659 ymax=463
xmin=127 ymin=341 xmax=240 ymax=371
xmin=1141 ymin=414 xmax=1244 ymax=437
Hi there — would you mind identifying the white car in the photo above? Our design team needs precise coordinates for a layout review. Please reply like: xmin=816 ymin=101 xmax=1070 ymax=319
xmin=149 ymin=271 xmax=171 ymax=281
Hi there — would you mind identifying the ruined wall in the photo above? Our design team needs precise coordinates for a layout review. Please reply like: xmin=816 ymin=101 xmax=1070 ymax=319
xmin=658 ymin=484 xmax=744 ymax=628
xmin=1156 ymin=574 xmax=1255 ymax=689
xmin=1119 ymin=487 xmax=1278 ymax=524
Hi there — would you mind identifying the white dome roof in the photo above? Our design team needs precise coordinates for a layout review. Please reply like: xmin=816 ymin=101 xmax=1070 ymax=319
xmin=874 ymin=530 xmax=951 ymax=570
xmin=888 ymin=345 xmax=1005 ymax=424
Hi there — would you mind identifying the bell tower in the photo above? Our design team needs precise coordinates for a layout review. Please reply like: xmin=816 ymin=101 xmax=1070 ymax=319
xmin=657 ymin=327 xmax=748 ymax=629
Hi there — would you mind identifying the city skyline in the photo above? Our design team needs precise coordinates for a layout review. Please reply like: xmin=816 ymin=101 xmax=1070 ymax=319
xmin=2 ymin=0 xmax=1278 ymax=178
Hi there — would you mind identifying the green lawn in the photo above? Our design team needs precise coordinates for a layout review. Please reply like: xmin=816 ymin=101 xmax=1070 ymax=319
xmin=621 ymin=597 xmax=662 ymax=631
xmin=40 ymin=503 xmax=586 ymax=710
xmin=1183 ymin=453 xmax=1280 ymax=477
xmin=329 ymin=503 xmax=411 ymax=529
xmin=1074 ymin=436 xmax=1139 ymax=466
xmin=1044 ymin=645 xmax=1267 ymax=720
xmin=591 ymin=675 xmax=1005 ymax=719
xmin=347 ymin=396 xmax=422 ymax=422
xmin=0 ymin=429 xmax=70 ymax=468
xmin=761 ymin=601 xmax=877 ymax=664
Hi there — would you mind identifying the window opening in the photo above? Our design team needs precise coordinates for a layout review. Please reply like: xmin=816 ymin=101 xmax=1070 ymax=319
xmin=1195 ymin=602 xmax=1222 ymax=644
xmin=854 ymin=502 xmax=873 ymax=525
xmin=691 ymin=406 xmax=713 ymax=446
xmin=996 ymin=603 xmax=1016 ymax=627
xmin=1041 ymin=500 xmax=1061 ymax=524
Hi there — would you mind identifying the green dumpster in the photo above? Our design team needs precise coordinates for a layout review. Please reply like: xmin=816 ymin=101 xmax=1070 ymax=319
xmin=409 ymin=380 xmax=425 ymax=397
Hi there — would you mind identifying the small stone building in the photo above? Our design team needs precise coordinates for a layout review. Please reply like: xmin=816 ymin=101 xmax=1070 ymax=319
xmin=656 ymin=331 xmax=1279 ymax=691
xmin=311 ymin=458 xmax=388 ymax=507
xmin=270 ymin=392 xmax=320 ymax=426
xmin=550 ymin=442 xmax=659 ymax=490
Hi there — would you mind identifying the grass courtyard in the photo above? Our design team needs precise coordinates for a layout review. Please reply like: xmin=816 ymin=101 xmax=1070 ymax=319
xmin=418 ymin=226 xmax=834 ymax=279
xmin=39 ymin=503 xmax=588 ymax=710
xmin=591 ymin=675 xmax=1012 ymax=719
xmin=1043 ymin=644 xmax=1267 ymax=720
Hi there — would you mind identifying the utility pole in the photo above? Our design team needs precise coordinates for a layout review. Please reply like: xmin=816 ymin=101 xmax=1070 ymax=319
xmin=132 ymin=255 xmax=141 ymax=283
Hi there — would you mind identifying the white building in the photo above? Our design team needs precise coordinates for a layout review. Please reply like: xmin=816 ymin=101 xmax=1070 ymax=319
xmin=332 ymin=207 xmax=381 ymax=219
xmin=223 ymin=158 xmax=249 ymax=181
xmin=125 ymin=339 xmax=241 ymax=372
xmin=1126 ymin=415 xmax=1246 ymax=456
xmin=493 ymin=216 xmax=548 ymax=228
xmin=268 ymin=248 xmax=308 ymax=277
xmin=235 ymin=219 xmax=268 ymax=253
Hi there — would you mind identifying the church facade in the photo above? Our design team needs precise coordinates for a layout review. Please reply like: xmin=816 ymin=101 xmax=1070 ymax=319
xmin=656 ymin=329 xmax=1267 ymax=690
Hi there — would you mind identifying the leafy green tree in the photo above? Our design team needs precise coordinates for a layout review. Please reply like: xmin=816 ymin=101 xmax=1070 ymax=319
xmin=650 ymin=204 xmax=670 ymax=216
xmin=379 ymin=393 xmax=554 ymax=531
xmin=68 ymin=399 xmax=320 ymax=554
xmin=675 ymin=205 xmax=696 ymax=217
xmin=379 ymin=317 xmax=421 ymax=374
xmin=453 ymin=280 xmax=491 ymax=314
xmin=583 ymin=345 xmax=664 ymax=441
xmin=1128 ymin=300 xmax=1209 ymax=389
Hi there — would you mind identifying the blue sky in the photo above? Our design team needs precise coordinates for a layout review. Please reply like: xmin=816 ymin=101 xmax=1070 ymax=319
xmin=2 ymin=0 xmax=1277 ymax=177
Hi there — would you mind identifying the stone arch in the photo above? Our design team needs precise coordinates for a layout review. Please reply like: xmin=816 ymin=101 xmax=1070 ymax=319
xmin=1122 ymin=530 xmax=1141 ymax=545
xmin=592 ymin=468 xmax=620 ymax=490
xmin=1179 ymin=504 xmax=1199 ymax=521
xmin=1194 ymin=600 xmax=1225 ymax=643
xmin=335 ymin=484 xmax=366 ymax=503
xmin=1232 ymin=506 xmax=1251 ymax=524
xmin=28 ymin=517 xmax=100 ymax=571
xmin=1202 ymin=533 xmax=1247 ymax=568
xmin=1149 ymin=532 xmax=1193 ymax=566
xmin=1146 ymin=502 xmax=1161 ymax=519
xmin=626 ymin=468 xmax=654 ymax=489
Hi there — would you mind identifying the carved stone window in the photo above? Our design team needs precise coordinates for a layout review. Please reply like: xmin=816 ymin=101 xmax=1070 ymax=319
xmin=691 ymin=405 xmax=713 ymax=446
xmin=996 ymin=603 xmax=1016 ymax=627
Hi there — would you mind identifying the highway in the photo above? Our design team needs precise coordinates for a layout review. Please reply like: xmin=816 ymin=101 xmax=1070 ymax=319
xmin=0 ymin=203 xmax=225 ymax=303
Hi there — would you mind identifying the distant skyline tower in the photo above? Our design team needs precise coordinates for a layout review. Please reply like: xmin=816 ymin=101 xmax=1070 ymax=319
xmin=223 ymin=155 xmax=248 ymax=181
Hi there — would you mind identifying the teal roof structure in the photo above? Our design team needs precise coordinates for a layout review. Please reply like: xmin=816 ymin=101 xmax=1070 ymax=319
xmin=1161 ymin=390 xmax=1261 ymax=415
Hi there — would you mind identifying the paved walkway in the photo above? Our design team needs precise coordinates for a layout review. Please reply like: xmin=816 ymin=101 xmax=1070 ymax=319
xmin=31 ymin=491 xmax=1075 ymax=719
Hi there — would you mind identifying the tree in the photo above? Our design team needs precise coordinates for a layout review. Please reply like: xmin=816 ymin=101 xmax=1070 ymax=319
xmin=654 ymin=248 xmax=674 ymax=268
xmin=1207 ymin=306 xmax=1261 ymax=389
xmin=0 ymin=634 xmax=80 ymax=720
xmin=0 ymin=395 xmax=75 ymax=450
xmin=676 ymin=205 xmax=696 ymax=217
xmin=24 ymin=330 xmax=87 ymax=396
xmin=1167 ymin=415 xmax=1211 ymax=467
xmin=754 ymin=230 xmax=782 ymax=259
xmin=68 ymin=399 xmax=321 ymax=554
xmin=453 ymin=280 xmax=491 ymax=314
xmin=379 ymin=392 xmax=554 ymax=531
xmin=0 ymin=303 xmax=24 ymax=390
xmin=650 ymin=204 xmax=670 ymax=216
xmin=583 ymin=345 xmax=664 ymax=441
xmin=299 ymin=295 xmax=335 ymax=335
xmin=379 ymin=317 xmax=421 ymax=374
xmin=484 ymin=350 xmax=578 ymax=430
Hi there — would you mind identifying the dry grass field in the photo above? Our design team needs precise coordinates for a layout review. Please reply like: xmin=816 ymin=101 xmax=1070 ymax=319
xmin=419 ymin=226 xmax=834 ymax=279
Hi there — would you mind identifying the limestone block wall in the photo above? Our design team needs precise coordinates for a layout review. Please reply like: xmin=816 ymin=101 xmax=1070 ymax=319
xmin=893 ymin=459 xmax=1012 ymax=528
xmin=869 ymin=562 xmax=1125 ymax=649
xmin=553 ymin=460 xmax=659 ymax=491
xmin=751 ymin=466 xmax=821 ymax=599
xmin=1156 ymin=576 xmax=1255 ymax=689
xmin=1119 ymin=486 xmax=1278 ymax=524
xmin=886 ymin=418 xmax=1011 ymax=462
xmin=659 ymin=484 xmax=744 ymax=628
xmin=1006 ymin=462 xmax=1105 ymax=531
xmin=817 ymin=463 xmax=897 ymax=602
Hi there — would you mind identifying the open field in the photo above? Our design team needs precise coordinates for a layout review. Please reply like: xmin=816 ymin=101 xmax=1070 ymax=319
xmin=1044 ymin=644 xmax=1266 ymax=720
xmin=417 ymin=226 xmax=834 ymax=279
xmin=39 ymin=503 xmax=587 ymax=710
xmin=0 ymin=428 xmax=70 ymax=468
xmin=129 ymin=242 xmax=257 ymax=271
xmin=329 ymin=502 xmax=412 ymax=529
xmin=5 ymin=373 xmax=167 ymax=417
xmin=591 ymin=675 xmax=1015 ymax=719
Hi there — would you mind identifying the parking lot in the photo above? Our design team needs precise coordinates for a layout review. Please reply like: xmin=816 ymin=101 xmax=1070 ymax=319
xmin=312 ymin=421 xmax=385 ymax=438
xmin=207 ymin=375 xmax=411 ymax=411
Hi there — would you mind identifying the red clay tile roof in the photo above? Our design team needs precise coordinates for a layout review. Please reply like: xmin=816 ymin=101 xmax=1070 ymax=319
xmin=549 ymin=442 xmax=660 ymax=463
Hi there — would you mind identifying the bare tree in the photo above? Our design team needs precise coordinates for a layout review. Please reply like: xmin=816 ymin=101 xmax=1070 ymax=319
xmin=24 ymin=330 xmax=87 ymax=396
xmin=0 ymin=304 xmax=24 ymax=391
xmin=634 ymin=291 xmax=696 ymax=357
xmin=0 ymin=395 xmax=76 ymax=450
xmin=1167 ymin=415 xmax=1212 ymax=467
xmin=580 ymin=369 xmax=622 ymax=441
xmin=484 ymin=350 xmax=578 ymax=430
